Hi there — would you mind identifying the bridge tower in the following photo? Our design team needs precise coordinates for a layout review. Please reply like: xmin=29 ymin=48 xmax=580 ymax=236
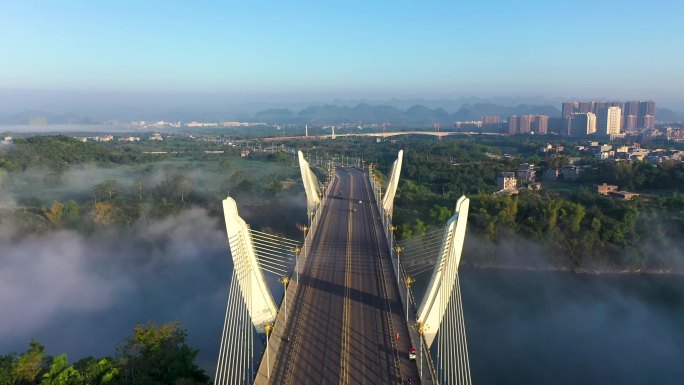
xmin=215 ymin=198 xmax=278 ymax=385
xmin=382 ymin=149 xmax=403 ymax=218
xmin=297 ymin=150 xmax=321 ymax=213
xmin=415 ymin=196 xmax=471 ymax=385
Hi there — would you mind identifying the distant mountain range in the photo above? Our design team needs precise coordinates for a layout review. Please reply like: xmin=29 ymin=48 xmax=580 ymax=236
xmin=1 ymin=100 xmax=682 ymax=126
xmin=254 ymin=103 xmax=565 ymax=125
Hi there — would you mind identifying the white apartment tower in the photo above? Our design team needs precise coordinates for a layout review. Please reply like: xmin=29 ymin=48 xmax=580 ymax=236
xmin=607 ymin=106 xmax=621 ymax=135
xmin=597 ymin=106 xmax=622 ymax=135
xmin=588 ymin=112 xmax=597 ymax=134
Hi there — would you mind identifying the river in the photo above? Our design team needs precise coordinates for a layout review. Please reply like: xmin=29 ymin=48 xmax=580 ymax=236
xmin=460 ymin=269 xmax=684 ymax=384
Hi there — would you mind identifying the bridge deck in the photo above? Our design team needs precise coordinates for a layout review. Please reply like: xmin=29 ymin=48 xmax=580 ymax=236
xmin=258 ymin=167 xmax=420 ymax=384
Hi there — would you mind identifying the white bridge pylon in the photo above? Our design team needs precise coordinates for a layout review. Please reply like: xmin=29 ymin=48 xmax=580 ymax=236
xmin=222 ymin=197 xmax=277 ymax=331
xmin=382 ymin=150 xmax=403 ymax=217
xmin=298 ymin=150 xmax=321 ymax=212
xmin=414 ymin=195 xmax=471 ymax=384
xmin=216 ymin=197 xmax=299 ymax=385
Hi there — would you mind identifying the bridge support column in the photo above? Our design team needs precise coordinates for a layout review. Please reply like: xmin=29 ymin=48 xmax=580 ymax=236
xmin=382 ymin=150 xmax=404 ymax=219
xmin=416 ymin=196 xmax=472 ymax=385
xmin=215 ymin=198 xmax=279 ymax=385
xmin=298 ymin=150 xmax=321 ymax=214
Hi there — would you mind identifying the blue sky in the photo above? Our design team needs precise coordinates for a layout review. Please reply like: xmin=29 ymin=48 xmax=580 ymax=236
xmin=1 ymin=1 xmax=683 ymax=106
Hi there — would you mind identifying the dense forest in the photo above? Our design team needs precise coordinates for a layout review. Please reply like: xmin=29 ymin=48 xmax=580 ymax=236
xmin=286 ymin=135 xmax=684 ymax=272
xmin=0 ymin=136 xmax=147 ymax=172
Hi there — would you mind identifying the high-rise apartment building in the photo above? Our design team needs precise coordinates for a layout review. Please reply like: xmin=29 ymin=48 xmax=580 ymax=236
xmin=623 ymin=101 xmax=639 ymax=115
xmin=623 ymin=115 xmax=638 ymax=131
xmin=642 ymin=115 xmax=655 ymax=129
xmin=481 ymin=115 xmax=501 ymax=132
xmin=562 ymin=100 xmax=655 ymax=131
xmin=570 ymin=112 xmax=596 ymax=136
xmin=638 ymin=100 xmax=656 ymax=129
xmin=638 ymin=100 xmax=655 ymax=116
xmin=532 ymin=115 xmax=548 ymax=134
xmin=623 ymin=101 xmax=639 ymax=131
xmin=562 ymin=102 xmax=579 ymax=117
xmin=507 ymin=115 xmax=548 ymax=134
xmin=578 ymin=102 xmax=594 ymax=114
xmin=518 ymin=115 xmax=533 ymax=134
xmin=548 ymin=117 xmax=564 ymax=135
xmin=597 ymin=107 xmax=622 ymax=135
xmin=482 ymin=115 xmax=500 ymax=125
xmin=508 ymin=116 xmax=518 ymax=135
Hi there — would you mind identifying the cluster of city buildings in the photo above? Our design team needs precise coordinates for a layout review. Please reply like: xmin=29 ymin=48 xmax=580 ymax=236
xmin=559 ymin=100 xmax=655 ymax=136
xmin=453 ymin=120 xmax=484 ymax=128
xmin=506 ymin=115 xmax=549 ymax=135
xmin=128 ymin=120 xmax=268 ymax=129
xmin=76 ymin=133 xmax=164 ymax=142
xmin=580 ymin=142 xmax=684 ymax=163
xmin=641 ymin=126 xmax=684 ymax=142
xmin=505 ymin=100 xmax=656 ymax=137
xmin=186 ymin=121 xmax=267 ymax=128
xmin=130 ymin=121 xmax=182 ymax=129
xmin=476 ymin=100 xmax=664 ymax=138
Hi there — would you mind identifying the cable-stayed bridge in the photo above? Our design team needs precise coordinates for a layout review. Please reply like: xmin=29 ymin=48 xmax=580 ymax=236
xmin=215 ymin=150 xmax=472 ymax=385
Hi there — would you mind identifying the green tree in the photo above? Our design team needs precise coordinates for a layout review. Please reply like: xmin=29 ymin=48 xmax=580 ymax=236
xmin=94 ymin=180 xmax=122 ymax=201
xmin=73 ymin=357 xmax=119 ymax=385
xmin=0 ymin=354 xmax=15 ymax=385
xmin=414 ymin=219 xmax=428 ymax=235
xmin=45 ymin=202 xmax=65 ymax=226
xmin=61 ymin=200 xmax=81 ymax=228
xmin=429 ymin=205 xmax=452 ymax=223
xmin=116 ymin=322 xmax=209 ymax=385
xmin=42 ymin=354 xmax=83 ymax=385
xmin=12 ymin=339 xmax=47 ymax=385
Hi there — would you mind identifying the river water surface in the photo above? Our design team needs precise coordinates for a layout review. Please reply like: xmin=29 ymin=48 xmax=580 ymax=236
xmin=460 ymin=269 xmax=684 ymax=385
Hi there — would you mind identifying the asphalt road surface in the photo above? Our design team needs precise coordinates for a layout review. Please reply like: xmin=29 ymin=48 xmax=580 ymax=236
xmin=268 ymin=167 xmax=420 ymax=384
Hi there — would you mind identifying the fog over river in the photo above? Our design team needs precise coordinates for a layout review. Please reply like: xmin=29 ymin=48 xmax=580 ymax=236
xmin=462 ymin=269 xmax=684 ymax=385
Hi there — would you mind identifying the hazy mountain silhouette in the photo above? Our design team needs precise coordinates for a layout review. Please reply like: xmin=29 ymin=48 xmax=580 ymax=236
xmin=656 ymin=108 xmax=683 ymax=122
xmin=253 ymin=103 xmax=562 ymax=125
xmin=2 ymin=99 xmax=681 ymax=126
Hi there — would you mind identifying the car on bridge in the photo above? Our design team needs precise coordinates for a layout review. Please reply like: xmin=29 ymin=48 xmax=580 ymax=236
xmin=408 ymin=347 xmax=416 ymax=360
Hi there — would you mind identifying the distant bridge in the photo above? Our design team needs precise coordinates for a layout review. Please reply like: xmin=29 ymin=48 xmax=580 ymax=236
xmin=262 ymin=130 xmax=503 ymax=141
xmin=215 ymin=150 xmax=472 ymax=385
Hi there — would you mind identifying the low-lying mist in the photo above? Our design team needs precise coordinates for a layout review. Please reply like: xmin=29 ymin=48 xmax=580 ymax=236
xmin=462 ymin=268 xmax=684 ymax=385
xmin=0 ymin=208 xmax=229 ymax=370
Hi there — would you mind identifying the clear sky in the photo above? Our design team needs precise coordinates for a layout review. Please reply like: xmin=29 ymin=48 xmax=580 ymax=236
xmin=1 ymin=0 xmax=683 ymax=106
